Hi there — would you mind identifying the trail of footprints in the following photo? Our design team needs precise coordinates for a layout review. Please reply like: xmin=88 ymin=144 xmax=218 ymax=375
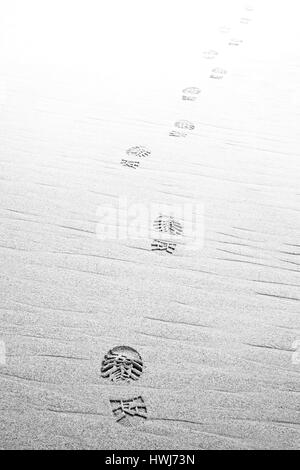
xmin=117 ymin=5 xmax=254 ymax=258
xmin=108 ymin=5 xmax=255 ymax=427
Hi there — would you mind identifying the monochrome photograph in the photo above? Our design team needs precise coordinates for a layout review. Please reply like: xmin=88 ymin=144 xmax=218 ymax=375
xmin=0 ymin=0 xmax=299 ymax=453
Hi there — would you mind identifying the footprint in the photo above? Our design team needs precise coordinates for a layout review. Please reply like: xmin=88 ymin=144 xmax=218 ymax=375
xmin=240 ymin=17 xmax=251 ymax=24
xmin=182 ymin=87 xmax=201 ymax=101
xmin=101 ymin=346 xmax=143 ymax=383
xmin=210 ymin=68 xmax=227 ymax=79
xmin=153 ymin=215 xmax=183 ymax=236
xmin=228 ymin=38 xmax=243 ymax=46
xmin=127 ymin=146 xmax=151 ymax=158
xmin=174 ymin=120 xmax=195 ymax=131
xmin=202 ymin=49 xmax=218 ymax=59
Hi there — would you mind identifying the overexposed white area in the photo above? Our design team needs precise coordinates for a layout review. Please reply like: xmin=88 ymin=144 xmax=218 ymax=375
xmin=1 ymin=0 xmax=298 ymax=88
xmin=0 ymin=0 xmax=300 ymax=450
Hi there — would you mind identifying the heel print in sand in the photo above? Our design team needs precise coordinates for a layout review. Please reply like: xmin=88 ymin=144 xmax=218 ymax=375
xmin=109 ymin=396 xmax=148 ymax=427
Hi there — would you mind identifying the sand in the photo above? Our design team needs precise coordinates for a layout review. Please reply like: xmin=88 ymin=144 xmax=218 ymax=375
xmin=0 ymin=0 xmax=299 ymax=450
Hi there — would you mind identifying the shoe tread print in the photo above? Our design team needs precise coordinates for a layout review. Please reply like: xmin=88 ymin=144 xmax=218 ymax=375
xmin=101 ymin=346 xmax=143 ymax=383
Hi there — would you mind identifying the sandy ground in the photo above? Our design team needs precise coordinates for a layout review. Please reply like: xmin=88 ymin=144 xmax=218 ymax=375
xmin=0 ymin=0 xmax=300 ymax=449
